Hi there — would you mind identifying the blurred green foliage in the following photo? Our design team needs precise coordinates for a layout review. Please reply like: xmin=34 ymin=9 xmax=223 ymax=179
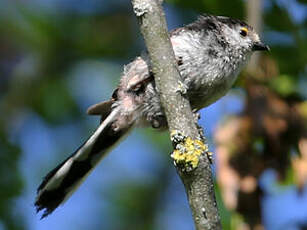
xmin=0 ymin=130 xmax=24 ymax=230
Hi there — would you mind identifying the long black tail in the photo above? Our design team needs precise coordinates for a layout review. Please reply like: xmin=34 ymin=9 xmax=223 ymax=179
xmin=35 ymin=107 xmax=130 ymax=218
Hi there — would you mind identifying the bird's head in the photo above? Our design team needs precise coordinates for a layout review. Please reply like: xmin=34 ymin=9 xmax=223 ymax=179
xmin=217 ymin=15 xmax=269 ymax=53
xmin=188 ymin=15 xmax=269 ymax=55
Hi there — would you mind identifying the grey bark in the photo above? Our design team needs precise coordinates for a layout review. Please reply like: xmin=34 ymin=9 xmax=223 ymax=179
xmin=130 ymin=0 xmax=222 ymax=229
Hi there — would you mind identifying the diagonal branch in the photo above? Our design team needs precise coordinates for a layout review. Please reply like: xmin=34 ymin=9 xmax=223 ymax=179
xmin=130 ymin=0 xmax=222 ymax=229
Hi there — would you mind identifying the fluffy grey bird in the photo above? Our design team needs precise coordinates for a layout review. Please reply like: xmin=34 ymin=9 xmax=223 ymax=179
xmin=35 ymin=14 xmax=269 ymax=218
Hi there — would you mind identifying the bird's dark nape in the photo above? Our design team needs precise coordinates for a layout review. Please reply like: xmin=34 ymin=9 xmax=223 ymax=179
xmin=186 ymin=14 xmax=252 ymax=33
xmin=183 ymin=15 xmax=220 ymax=33
xmin=215 ymin=15 xmax=251 ymax=29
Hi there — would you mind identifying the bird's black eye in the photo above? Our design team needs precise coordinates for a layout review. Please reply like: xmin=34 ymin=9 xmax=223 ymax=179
xmin=240 ymin=27 xmax=248 ymax=37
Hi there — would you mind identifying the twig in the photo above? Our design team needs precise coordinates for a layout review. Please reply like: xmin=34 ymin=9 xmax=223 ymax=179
xmin=130 ymin=0 xmax=222 ymax=229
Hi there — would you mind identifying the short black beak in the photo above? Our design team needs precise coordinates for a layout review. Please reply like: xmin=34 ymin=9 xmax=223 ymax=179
xmin=252 ymin=42 xmax=270 ymax=51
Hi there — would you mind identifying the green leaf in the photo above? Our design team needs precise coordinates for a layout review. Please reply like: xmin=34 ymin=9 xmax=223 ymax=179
xmin=270 ymin=74 xmax=297 ymax=96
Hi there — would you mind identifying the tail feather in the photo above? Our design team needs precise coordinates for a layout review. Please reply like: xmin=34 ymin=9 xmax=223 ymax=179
xmin=35 ymin=107 xmax=130 ymax=218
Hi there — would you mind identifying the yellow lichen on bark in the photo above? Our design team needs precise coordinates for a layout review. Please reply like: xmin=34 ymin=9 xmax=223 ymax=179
xmin=170 ymin=132 xmax=208 ymax=170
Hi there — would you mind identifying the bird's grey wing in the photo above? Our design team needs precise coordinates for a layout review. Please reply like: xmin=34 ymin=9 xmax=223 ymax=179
xmin=119 ymin=56 xmax=154 ymax=93
xmin=87 ymin=100 xmax=113 ymax=116
xmin=87 ymin=57 xmax=154 ymax=121
xmin=120 ymin=54 xmax=183 ymax=93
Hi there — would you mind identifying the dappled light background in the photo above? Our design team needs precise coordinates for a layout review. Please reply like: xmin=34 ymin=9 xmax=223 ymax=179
xmin=0 ymin=0 xmax=306 ymax=230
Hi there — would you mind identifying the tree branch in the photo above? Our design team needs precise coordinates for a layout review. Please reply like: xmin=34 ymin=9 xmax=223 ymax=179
xmin=130 ymin=0 xmax=222 ymax=229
